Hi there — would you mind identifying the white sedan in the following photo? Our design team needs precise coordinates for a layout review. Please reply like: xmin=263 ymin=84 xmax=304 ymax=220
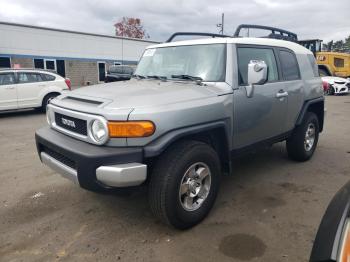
xmin=0 ymin=69 xmax=70 ymax=112
xmin=322 ymin=76 xmax=350 ymax=95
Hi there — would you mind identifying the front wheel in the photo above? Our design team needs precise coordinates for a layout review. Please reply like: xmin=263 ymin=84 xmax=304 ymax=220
xmin=327 ymin=85 xmax=335 ymax=95
xmin=148 ymin=140 xmax=221 ymax=229
xmin=319 ymin=68 xmax=330 ymax=77
xmin=286 ymin=112 xmax=319 ymax=161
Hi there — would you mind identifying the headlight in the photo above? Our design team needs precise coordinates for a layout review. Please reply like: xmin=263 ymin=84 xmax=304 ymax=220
xmin=90 ymin=119 xmax=108 ymax=144
xmin=46 ymin=107 xmax=52 ymax=126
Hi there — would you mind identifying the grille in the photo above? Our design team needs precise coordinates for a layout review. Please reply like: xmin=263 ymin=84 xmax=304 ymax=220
xmin=43 ymin=146 xmax=77 ymax=170
xmin=55 ymin=113 xmax=87 ymax=136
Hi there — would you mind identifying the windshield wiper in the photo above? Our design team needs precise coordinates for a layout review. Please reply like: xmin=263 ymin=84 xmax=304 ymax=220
xmin=132 ymin=74 xmax=147 ymax=79
xmin=171 ymin=74 xmax=203 ymax=83
xmin=146 ymin=75 xmax=167 ymax=81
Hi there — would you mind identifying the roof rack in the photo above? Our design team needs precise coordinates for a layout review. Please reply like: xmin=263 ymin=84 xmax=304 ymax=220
xmin=233 ymin=24 xmax=298 ymax=42
xmin=166 ymin=32 xmax=230 ymax=43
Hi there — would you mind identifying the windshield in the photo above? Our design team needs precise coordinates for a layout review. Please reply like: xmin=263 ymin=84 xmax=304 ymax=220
xmin=134 ymin=44 xmax=226 ymax=82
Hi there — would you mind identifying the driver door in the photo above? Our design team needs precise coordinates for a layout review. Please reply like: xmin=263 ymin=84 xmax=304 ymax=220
xmin=233 ymin=46 xmax=288 ymax=149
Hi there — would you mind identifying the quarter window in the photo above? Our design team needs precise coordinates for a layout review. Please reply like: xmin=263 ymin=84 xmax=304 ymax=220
xmin=0 ymin=73 xmax=15 ymax=85
xmin=41 ymin=74 xmax=56 ymax=81
xmin=237 ymin=47 xmax=278 ymax=85
xmin=307 ymin=54 xmax=319 ymax=77
xmin=334 ymin=58 xmax=344 ymax=67
xmin=279 ymin=50 xmax=300 ymax=81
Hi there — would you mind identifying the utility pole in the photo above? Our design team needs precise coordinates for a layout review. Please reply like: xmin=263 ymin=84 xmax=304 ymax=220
xmin=216 ymin=13 xmax=224 ymax=35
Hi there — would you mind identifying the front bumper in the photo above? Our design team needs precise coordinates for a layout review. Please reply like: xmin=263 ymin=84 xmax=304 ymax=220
xmin=35 ymin=127 xmax=146 ymax=191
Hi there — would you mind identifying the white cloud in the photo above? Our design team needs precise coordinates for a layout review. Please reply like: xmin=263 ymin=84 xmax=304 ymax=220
xmin=253 ymin=0 xmax=283 ymax=8
xmin=0 ymin=0 xmax=348 ymax=42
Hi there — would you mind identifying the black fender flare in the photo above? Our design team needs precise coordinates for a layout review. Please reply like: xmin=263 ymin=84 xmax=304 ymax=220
xmin=296 ymin=97 xmax=325 ymax=132
xmin=144 ymin=119 xmax=231 ymax=157
xmin=143 ymin=119 xmax=232 ymax=173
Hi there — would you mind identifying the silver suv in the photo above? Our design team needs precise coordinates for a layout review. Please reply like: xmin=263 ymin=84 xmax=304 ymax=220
xmin=35 ymin=33 xmax=324 ymax=229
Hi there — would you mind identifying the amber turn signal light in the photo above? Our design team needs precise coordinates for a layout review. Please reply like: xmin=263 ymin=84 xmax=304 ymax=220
xmin=108 ymin=121 xmax=155 ymax=138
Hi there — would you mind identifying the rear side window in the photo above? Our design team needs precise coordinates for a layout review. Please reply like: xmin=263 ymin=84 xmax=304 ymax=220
xmin=279 ymin=50 xmax=300 ymax=81
xmin=237 ymin=47 xmax=279 ymax=85
xmin=0 ymin=73 xmax=15 ymax=85
xmin=18 ymin=73 xmax=44 ymax=83
xmin=307 ymin=54 xmax=319 ymax=77
xmin=41 ymin=74 xmax=56 ymax=81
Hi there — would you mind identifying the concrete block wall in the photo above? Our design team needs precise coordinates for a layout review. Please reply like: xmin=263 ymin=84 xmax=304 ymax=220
xmin=65 ymin=60 xmax=98 ymax=87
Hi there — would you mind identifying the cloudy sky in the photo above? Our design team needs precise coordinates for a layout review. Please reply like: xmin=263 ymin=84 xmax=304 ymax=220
xmin=0 ymin=0 xmax=349 ymax=42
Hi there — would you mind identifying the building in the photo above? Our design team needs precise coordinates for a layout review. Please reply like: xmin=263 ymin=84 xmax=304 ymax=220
xmin=0 ymin=22 xmax=158 ymax=86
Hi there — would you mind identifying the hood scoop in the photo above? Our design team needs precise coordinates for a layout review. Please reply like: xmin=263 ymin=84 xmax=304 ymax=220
xmin=62 ymin=96 xmax=104 ymax=106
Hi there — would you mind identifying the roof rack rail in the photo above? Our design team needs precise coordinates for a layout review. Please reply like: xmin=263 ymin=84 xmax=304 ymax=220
xmin=233 ymin=24 xmax=298 ymax=42
xmin=166 ymin=32 xmax=230 ymax=43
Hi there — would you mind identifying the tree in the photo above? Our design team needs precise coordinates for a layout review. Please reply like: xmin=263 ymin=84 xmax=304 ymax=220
xmin=114 ymin=17 xmax=148 ymax=39
xmin=321 ymin=36 xmax=350 ymax=53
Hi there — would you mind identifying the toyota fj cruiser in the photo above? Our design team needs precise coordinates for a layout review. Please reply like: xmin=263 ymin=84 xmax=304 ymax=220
xmin=35 ymin=32 xmax=324 ymax=229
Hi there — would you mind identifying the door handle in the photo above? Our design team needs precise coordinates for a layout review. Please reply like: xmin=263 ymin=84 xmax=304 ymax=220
xmin=276 ymin=90 xmax=288 ymax=98
xmin=5 ymin=86 xmax=14 ymax=89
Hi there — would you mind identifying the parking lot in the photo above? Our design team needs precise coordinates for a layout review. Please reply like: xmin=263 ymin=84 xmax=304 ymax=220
xmin=0 ymin=95 xmax=349 ymax=262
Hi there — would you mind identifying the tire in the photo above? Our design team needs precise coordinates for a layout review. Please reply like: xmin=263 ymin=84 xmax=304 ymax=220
xmin=319 ymin=68 xmax=330 ymax=77
xmin=286 ymin=112 xmax=319 ymax=162
xmin=328 ymin=85 xmax=335 ymax=96
xmin=149 ymin=140 xmax=221 ymax=229
xmin=42 ymin=93 xmax=59 ymax=112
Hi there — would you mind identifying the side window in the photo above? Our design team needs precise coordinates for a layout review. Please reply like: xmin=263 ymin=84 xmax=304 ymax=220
xmin=279 ymin=50 xmax=300 ymax=81
xmin=237 ymin=47 xmax=278 ymax=85
xmin=18 ymin=73 xmax=44 ymax=83
xmin=0 ymin=57 xmax=11 ymax=68
xmin=307 ymin=54 xmax=319 ymax=77
xmin=334 ymin=58 xmax=344 ymax=68
xmin=41 ymin=74 xmax=56 ymax=81
xmin=34 ymin=59 xmax=44 ymax=69
xmin=0 ymin=73 xmax=15 ymax=85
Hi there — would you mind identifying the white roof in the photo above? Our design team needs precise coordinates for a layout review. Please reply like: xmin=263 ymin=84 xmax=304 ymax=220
xmin=147 ymin=37 xmax=312 ymax=55
xmin=0 ymin=68 xmax=61 ymax=76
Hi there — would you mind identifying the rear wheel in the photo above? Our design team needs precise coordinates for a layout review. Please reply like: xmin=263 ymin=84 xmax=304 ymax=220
xmin=286 ymin=112 xmax=319 ymax=161
xmin=149 ymin=140 xmax=221 ymax=229
xmin=41 ymin=93 xmax=59 ymax=112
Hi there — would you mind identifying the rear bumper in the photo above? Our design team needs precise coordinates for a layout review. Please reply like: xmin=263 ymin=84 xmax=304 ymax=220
xmin=35 ymin=127 xmax=146 ymax=190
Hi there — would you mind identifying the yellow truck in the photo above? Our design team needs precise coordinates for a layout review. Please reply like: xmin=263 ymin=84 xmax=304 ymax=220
xmin=316 ymin=52 xmax=350 ymax=77
xmin=297 ymin=39 xmax=350 ymax=77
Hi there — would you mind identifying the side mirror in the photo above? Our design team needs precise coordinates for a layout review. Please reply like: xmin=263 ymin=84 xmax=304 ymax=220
xmin=245 ymin=60 xmax=268 ymax=98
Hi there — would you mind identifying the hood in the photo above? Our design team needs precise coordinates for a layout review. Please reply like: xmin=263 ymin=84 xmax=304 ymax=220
xmin=67 ymin=79 xmax=220 ymax=110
